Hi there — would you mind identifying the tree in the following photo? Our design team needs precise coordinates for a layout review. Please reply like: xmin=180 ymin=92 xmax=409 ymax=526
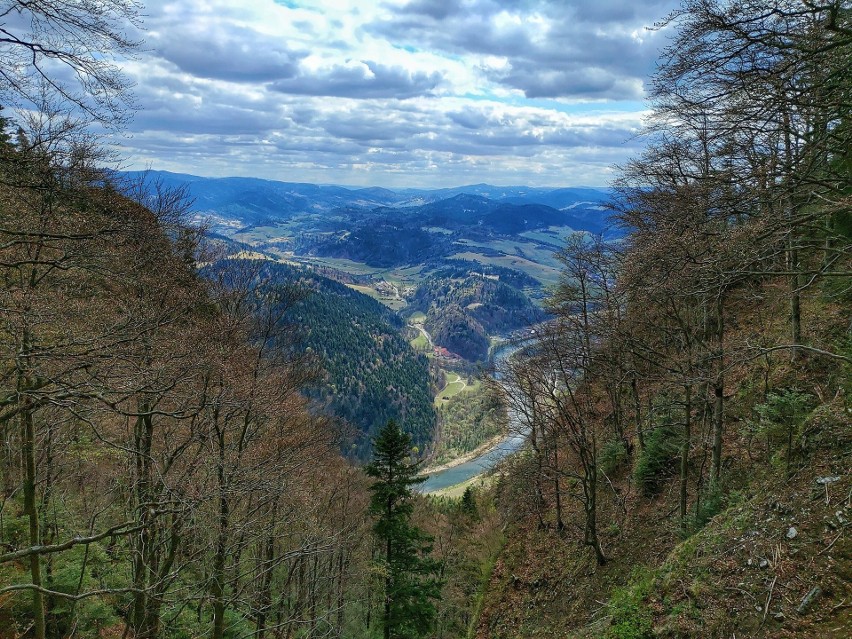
xmin=366 ymin=420 xmax=440 ymax=639
xmin=0 ymin=0 xmax=140 ymax=128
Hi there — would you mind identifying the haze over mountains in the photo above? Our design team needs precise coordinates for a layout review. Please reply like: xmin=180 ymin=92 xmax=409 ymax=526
xmin=124 ymin=170 xmax=613 ymax=239
xmin=137 ymin=170 xmax=613 ymax=452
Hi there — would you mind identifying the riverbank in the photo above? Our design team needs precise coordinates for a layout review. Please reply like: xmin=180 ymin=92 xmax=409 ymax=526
xmin=422 ymin=432 xmax=505 ymax=475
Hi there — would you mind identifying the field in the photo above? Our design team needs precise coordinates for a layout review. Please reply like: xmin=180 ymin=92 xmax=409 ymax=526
xmin=435 ymin=373 xmax=480 ymax=408
xmin=449 ymin=251 xmax=561 ymax=286
xmin=410 ymin=331 xmax=430 ymax=351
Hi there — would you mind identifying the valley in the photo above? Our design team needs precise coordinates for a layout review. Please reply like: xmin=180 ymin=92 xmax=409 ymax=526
xmin=2 ymin=2 xmax=848 ymax=639
xmin=146 ymin=171 xmax=612 ymax=474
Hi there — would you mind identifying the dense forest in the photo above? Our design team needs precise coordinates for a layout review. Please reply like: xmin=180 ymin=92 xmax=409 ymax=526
xmin=411 ymin=274 xmax=544 ymax=361
xmin=241 ymin=260 xmax=436 ymax=459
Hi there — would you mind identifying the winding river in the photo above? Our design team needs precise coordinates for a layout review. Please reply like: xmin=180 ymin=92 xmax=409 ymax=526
xmin=419 ymin=342 xmax=529 ymax=493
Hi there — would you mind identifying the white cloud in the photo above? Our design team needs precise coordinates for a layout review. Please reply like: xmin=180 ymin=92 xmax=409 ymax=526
xmin=115 ymin=0 xmax=676 ymax=187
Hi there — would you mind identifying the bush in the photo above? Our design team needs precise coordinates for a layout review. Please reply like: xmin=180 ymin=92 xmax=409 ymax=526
xmin=754 ymin=388 xmax=814 ymax=470
xmin=694 ymin=483 xmax=725 ymax=531
xmin=600 ymin=439 xmax=628 ymax=475
xmin=634 ymin=424 xmax=681 ymax=495
xmin=607 ymin=567 xmax=654 ymax=639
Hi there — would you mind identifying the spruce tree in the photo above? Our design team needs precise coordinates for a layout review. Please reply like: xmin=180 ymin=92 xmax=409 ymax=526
xmin=366 ymin=420 xmax=441 ymax=639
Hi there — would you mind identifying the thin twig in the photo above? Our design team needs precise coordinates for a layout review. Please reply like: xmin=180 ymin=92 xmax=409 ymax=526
xmin=763 ymin=575 xmax=778 ymax=622
xmin=818 ymin=531 xmax=843 ymax=556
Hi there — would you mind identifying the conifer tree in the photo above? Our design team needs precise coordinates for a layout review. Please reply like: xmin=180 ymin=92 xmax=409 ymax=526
xmin=366 ymin=420 xmax=441 ymax=639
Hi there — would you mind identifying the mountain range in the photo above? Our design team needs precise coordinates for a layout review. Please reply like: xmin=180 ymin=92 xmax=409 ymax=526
xmin=122 ymin=170 xmax=613 ymax=235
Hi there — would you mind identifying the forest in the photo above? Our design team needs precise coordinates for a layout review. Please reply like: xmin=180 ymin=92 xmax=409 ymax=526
xmin=227 ymin=260 xmax=436 ymax=460
xmin=410 ymin=274 xmax=544 ymax=362
xmin=0 ymin=1 xmax=850 ymax=638
xmin=475 ymin=2 xmax=851 ymax=637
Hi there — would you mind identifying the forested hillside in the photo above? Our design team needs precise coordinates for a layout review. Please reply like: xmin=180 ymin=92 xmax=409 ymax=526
xmin=0 ymin=138 xmax=368 ymax=636
xmin=463 ymin=3 xmax=852 ymax=637
xmin=238 ymin=260 xmax=436 ymax=459
xmin=1 ymin=2 xmax=849 ymax=639
xmin=410 ymin=273 xmax=545 ymax=361
xmin=0 ymin=129 xmax=484 ymax=639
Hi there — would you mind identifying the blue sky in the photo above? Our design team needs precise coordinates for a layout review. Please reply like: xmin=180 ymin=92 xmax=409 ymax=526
xmin=119 ymin=0 xmax=680 ymax=188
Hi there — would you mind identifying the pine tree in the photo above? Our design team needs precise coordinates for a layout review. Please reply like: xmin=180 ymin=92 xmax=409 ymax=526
xmin=366 ymin=420 xmax=441 ymax=639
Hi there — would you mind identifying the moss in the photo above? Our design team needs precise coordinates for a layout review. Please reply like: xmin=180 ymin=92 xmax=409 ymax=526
xmin=606 ymin=567 xmax=655 ymax=639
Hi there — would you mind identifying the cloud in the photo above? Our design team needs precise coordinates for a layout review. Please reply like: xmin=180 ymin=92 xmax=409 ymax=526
xmin=370 ymin=0 xmax=679 ymax=99
xmin=115 ymin=0 xmax=673 ymax=187
xmin=397 ymin=0 xmax=465 ymax=20
xmin=270 ymin=61 xmax=443 ymax=99
xmin=153 ymin=26 xmax=306 ymax=83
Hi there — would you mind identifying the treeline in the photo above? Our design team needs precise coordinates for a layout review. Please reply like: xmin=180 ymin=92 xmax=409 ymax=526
xmin=495 ymin=0 xmax=850 ymax=569
xmin=0 ymin=131 xmax=388 ymax=638
xmin=428 ymin=260 xmax=540 ymax=289
xmin=248 ymin=261 xmax=436 ymax=460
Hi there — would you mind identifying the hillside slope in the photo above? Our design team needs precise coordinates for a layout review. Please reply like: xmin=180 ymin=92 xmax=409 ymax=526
xmin=226 ymin=259 xmax=436 ymax=459
xmin=474 ymin=283 xmax=851 ymax=639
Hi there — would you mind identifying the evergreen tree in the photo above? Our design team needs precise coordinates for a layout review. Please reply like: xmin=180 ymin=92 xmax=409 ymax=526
xmin=366 ymin=420 xmax=441 ymax=639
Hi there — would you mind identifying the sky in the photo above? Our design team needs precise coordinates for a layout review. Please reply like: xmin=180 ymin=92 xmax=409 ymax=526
xmin=120 ymin=0 xmax=681 ymax=188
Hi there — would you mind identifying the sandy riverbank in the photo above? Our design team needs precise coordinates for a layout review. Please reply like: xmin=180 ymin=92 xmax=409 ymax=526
xmin=422 ymin=433 xmax=505 ymax=475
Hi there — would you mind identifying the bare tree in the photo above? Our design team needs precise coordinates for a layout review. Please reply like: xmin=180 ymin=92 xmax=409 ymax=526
xmin=0 ymin=0 xmax=141 ymax=128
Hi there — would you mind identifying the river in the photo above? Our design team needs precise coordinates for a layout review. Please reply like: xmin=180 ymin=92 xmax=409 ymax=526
xmin=419 ymin=342 xmax=529 ymax=493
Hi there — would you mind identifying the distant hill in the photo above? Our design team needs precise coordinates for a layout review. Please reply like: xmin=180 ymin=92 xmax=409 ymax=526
xmin=410 ymin=273 xmax=546 ymax=361
xmin=120 ymin=170 xmax=613 ymax=233
xmin=134 ymin=171 xmax=613 ymax=368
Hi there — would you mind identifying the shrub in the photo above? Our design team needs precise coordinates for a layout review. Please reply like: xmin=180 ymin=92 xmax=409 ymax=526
xmin=694 ymin=483 xmax=725 ymax=531
xmin=607 ymin=567 xmax=654 ymax=639
xmin=600 ymin=439 xmax=629 ymax=475
xmin=754 ymin=388 xmax=814 ymax=470
xmin=634 ymin=423 xmax=681 ymax=496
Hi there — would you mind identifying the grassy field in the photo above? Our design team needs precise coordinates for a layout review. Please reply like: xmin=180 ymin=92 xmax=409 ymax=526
xmin=434 ymin=373 xmax=480 ymax=408
xmin=345 ymin=283 xmax=381 ymax=298
xmin=229 ymin=224 xmax=295 ymax=245
xmin=410 ymin=331 xmax=430 ymax=351
xmin=518 ymin=225 xmax=577 ymax=247
xmin=453 ymin=237 xmax=563 ymax=269
xmin=449 ymin=251 xmax=561 ymax=286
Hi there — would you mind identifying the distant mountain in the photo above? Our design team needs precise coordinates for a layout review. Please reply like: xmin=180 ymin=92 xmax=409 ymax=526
xmin=130 ymin=171 xmax=615 ymax=365
xmin=120 ymin=170 xmax=613 ymax=231
xmin=121 ymin=171 xmax=399 ymax=224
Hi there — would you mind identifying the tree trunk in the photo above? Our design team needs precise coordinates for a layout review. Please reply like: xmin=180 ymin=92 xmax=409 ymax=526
xmin=680 ymin=384 xmax=691 ymax=531
xmin=131 ymin=403 xmax=155 ymax=638
xmin=20 ymin=326 xmax=46 ymax=639
xmin=529 ymin=421 xmax=547 ymax=529
xmin=212 ymin=420 xmax=229 ymax=639
xmin=784 ymin=116 xmax=802 ymax=363
xmin=585 ymin=465 xmax=606 ymax=566
xmin=552 ymin=443 xmax=564 ymax=532
xmin=632 ymin=372 xmax=644 ymax=452
xmin=789 ymin=241 xmax=801 ymax=362
xmin=710 ymin=295 xmax=724 ymax=486
xmin=23 ymin=404 xmax=46 ymax=639
xmin=384 ymin=538 xmax=391 ymax=639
